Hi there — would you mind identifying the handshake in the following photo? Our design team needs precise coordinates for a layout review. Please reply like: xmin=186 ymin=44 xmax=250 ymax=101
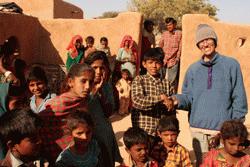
xmin=160 ymin=94 xmax=177 ymax=112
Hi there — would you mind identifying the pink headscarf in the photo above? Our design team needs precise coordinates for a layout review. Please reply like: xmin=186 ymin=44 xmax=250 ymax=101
xmin=120 ymin=35 xmax=134 ymax=48
xmin=120 ymin=35 xmax=140 ymax=75
xmin=66 ymin=35 xmax=83 ymax=58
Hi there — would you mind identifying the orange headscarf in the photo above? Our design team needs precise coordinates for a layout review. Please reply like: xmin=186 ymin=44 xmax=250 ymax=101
xmin=66 ymin=35 xmax=83 ymax=58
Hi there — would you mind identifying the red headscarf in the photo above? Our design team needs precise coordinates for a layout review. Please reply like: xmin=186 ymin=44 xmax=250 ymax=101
xmin=66 ymin=35 xmax=83 ymax=58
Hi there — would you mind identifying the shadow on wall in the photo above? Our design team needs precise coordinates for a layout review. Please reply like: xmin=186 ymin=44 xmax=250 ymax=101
xmin=0 ymin=13 xmax=63 ymax=65
xmin=0 ymin=13 xmax=66 ymax=93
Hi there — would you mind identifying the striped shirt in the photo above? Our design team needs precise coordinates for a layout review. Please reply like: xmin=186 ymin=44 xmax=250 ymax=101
xmin=131 ymin=74 xmax=174 ymax=136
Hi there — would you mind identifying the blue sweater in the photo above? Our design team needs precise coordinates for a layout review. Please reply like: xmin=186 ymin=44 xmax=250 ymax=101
xmin=176 ymin=53 xmax=247 ymax=130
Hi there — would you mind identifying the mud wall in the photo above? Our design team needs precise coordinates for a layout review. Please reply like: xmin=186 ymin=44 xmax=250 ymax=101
xmin=0 ymin=0 xmax=83 ymax=19
xmin=39 ymin=12 xmax=142 ymax=64
xmin=0 ymin=12 xmax=142 ymax=65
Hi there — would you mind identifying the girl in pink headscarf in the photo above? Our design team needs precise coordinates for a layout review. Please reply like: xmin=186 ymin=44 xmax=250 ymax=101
xmin=66 ymin=35 xmax=85 ymax=71
xmin=116 ymin=35 xmax=138 ymax=78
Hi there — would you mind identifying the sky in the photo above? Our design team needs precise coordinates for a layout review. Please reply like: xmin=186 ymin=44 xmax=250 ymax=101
xmin=65 ymin=0 xmax=250 ymax=24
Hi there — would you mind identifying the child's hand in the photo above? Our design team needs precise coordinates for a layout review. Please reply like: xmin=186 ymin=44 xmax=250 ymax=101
xmin=92 ymin=71 xmax=105 ymax=95
xmin=163 ymin=98 xmax=175 ymax=112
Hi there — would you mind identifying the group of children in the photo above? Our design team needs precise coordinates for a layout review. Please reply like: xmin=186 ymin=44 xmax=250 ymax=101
xmin=0 ymin=32 xmax=250 ymax=167
xmin=1 ymin=107 xmax=249 ymax=167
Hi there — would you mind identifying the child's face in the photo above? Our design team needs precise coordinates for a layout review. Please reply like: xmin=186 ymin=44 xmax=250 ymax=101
xmin=126 ymin=143 xmax=148 ymax=164
xmin=91 ymin=59 xmax=105 ymax=84
xmin=12 ymin=134 xmax=42 ymax=161
xmin=72 ymin=123 xmax=92 ymax=150
xmin=86 ymin=41 xmax=94 ymax=48
xmin=75 ymin=39 xmax=82 ymax=49
xmin=121 ymin=72 xmax=129 ymax=80
xmin=146 ymin=24 xmax=154 ymax=33
xmin=142 ymin=59 xmax=162 ymax=77
xmin=68 ymin=71 xmax=94 ymax=99
xmin=158 ymin=130 xmax=178 ymax=148
xmin=223 ymin=137 xmax=245 ymax=156
xmin=28 ymin=80 xmax=47 ymax=97
xmin=100 ymin=40 xmax=108 ymax=48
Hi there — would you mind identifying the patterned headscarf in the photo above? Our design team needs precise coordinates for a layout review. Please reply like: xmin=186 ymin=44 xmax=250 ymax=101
xmin=66 ymin=35 xmax=83 ymax=58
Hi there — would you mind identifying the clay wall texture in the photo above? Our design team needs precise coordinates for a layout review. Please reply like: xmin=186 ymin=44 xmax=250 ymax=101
xmin=39 ymin=12 xmax=142 ymax=64
xmin=180 ymin=14 xmax=250 ymax=125
xmin=0 ymin=12 xmax=142 ymax=65
xmin=0 ymin=0 xmax=83 ymax=19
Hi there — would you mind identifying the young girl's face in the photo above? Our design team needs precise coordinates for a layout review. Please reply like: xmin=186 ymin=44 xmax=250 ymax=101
xmin=68 ymin=70 xmax=94 ymax=99
xmin=72 ymin=122 xmax=93 ymax=149
xmin=28 ymin=80 xmax=47 ymax=97
xmin=223 ymin=137 xmax=245 ymax=156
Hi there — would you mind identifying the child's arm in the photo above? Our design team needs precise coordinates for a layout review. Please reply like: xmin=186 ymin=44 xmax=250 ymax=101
xmin=131 ymin=76 xmax=165 ymax=110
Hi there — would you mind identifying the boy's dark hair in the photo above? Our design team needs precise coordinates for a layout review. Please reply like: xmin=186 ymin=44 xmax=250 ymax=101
xmin=144 ymin=20 xmax=154 ymax=28
xmin=165 ymin=17 xmax=177 ymax=24
xmin=27 ymin=66 xmax=48 ymax=85
xmin=0 ymin=108 xmax=43 ymax=144
xmin=143 ymin=47 xmax=164 ymax=64
xmin=84 ymin=51 xmax=110 ymax=70
xmin=85 ymin=36 xmax=95 ymax=44
xmin=64 ymin=111 xmax=95 ymax=135
xmin=123 ymin=127 xmax=148 ymax=149
xmin=158 ymin=116 xmax=180 ymax=133
xmin=100 ymin=37 xmax=108 ymax=43
xmin=220 ymin=119 xmax=248 ymax=141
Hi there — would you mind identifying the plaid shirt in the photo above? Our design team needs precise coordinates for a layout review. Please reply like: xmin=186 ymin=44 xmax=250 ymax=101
xmin=159 ymin=30 xmax=182 ymax=68
xmin=131 ymin=74 xmax=174 ymax=136
xmin=150 ymin=142 xmax=192 ymax=167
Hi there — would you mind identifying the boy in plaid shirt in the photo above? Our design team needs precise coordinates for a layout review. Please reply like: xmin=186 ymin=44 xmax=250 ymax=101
xmin=131 ymin=47 xmax=175 ymax=139
xmin=150 ymin=116 xmax=192 ymax=167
